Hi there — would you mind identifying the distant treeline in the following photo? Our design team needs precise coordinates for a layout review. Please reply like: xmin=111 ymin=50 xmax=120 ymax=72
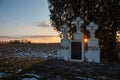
xmin=0 ymin=39 xmax=31 ymax=44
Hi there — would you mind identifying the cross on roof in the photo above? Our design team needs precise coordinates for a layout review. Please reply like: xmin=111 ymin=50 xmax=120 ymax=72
xmin=60 ymin=24 xmax=70 ymax=32
xmin=60 ymin=24 xmax=70 ymax=39
xmin=87 ymin=22 xmax=98 ymax=32
xmin=73 ymin=17 xmax=84 ymax=33
xmin=87 ymin=22 xmax=98 ymax=38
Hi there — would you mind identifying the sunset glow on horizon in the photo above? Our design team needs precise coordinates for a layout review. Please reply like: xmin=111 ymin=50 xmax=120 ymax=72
xmin=0 ymin=0 xmax=60 ymax=43
xmin=28 ymin=36 xmax=60 ymax=43
xmin=0 ymin=35 xmax=61 ymax=43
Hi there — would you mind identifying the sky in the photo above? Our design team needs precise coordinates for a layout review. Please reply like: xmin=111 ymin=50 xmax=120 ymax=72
xmin=0 ymin=0 xmax=60 ymax=43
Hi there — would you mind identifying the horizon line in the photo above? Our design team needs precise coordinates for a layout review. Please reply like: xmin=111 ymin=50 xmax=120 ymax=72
xmin=0 ymin=35 xmax=59 ymax=39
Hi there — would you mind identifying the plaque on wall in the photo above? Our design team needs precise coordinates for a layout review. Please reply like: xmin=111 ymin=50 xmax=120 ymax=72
xmin=71 ymin=42 xmax=82 ymax=59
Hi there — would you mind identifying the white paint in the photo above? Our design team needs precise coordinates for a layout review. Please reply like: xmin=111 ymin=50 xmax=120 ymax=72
xmin=57 ymin=49 xmax=69 ymax=61
xmin=86 ymin=22 xmax=98 ymax=39
xmin=60 ymin=24 xmax=70 ymax=48
xmin=69 ymin=17 xmax=85 ymax=62
xmin=60 ymin=24 xmax=70 ymax=40
xmin=57 ymin=17 xmax=100 ymax=63
xmin=88 ymin=38 xmax=99 ymax=48
xmin=73 ymin=17 xmax=84 ymax=33
xmin=85 ymin=22 xmax=100 ymax=63
xmin=61 ymin=39 xmax=70 ymax=48
xmin=73 ymin=32 xmax=84 ymax=41
xmin=85 ymin=48 xmax=100 ymax=63
xmin=73 ymin=17 xmax=84 ymax=41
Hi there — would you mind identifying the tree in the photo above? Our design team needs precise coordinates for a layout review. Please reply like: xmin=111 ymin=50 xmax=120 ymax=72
xmin=48 ymin=0 xmax=120 ymax=61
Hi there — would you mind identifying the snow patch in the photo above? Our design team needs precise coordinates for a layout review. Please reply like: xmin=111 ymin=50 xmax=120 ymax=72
xmin=12 ymin=44 xmax=59 ymax=59
xmin=22 ymin=77 xmax=38 ymax=80
xmin=0 ymin=72 xmax=4 ymax=78
xmin=24 ymin=73 xmax=40 ymax=78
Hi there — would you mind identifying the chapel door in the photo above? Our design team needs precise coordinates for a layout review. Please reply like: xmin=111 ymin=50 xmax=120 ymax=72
xmin=71 ymin=42 xmax=82 ymax=59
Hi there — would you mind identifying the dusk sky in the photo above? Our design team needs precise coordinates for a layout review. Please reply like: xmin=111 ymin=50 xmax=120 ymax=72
xmin=0 ymin=0 xmax=60 ymax=43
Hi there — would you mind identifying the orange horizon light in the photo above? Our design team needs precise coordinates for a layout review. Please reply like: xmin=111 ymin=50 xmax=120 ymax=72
xmin=84 ymin=38 xmax=88 ymax=43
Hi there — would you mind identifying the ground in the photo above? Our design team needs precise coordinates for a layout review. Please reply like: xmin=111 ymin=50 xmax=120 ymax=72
xmin=0 ymin=43 xmax=120 ymax=80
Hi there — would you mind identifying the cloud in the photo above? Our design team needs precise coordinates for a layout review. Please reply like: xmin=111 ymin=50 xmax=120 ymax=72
xmin=0 ymin=36 xmax=13 ymax=38
xmin=1 ymin=20 xmax=58 ymax=37
xmin=35 ymin=21 xmax=51 ymax=27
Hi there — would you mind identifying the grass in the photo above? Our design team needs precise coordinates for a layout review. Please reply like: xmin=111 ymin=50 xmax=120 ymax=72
xmin=0 ymin=43 xmax=59 ymax=75
xmin=0 ymin=56 xmax=46 ymax=75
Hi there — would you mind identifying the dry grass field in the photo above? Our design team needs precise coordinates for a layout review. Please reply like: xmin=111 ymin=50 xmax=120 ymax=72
xmin=0 ymin=43 xmax=59 ymax=79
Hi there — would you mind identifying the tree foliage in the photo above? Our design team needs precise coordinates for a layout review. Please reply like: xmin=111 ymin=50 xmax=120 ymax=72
xmin=48 ymin=0 xmax=120 ymax=61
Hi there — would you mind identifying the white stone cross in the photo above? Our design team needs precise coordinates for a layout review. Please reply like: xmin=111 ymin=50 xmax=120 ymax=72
xmin=87 ymin=22 xmax=98 ymax=39
xmin=60 ymin=24 xmax=70 ymax=40
xmin=73 ymin=17 xmax=84 ymax=33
